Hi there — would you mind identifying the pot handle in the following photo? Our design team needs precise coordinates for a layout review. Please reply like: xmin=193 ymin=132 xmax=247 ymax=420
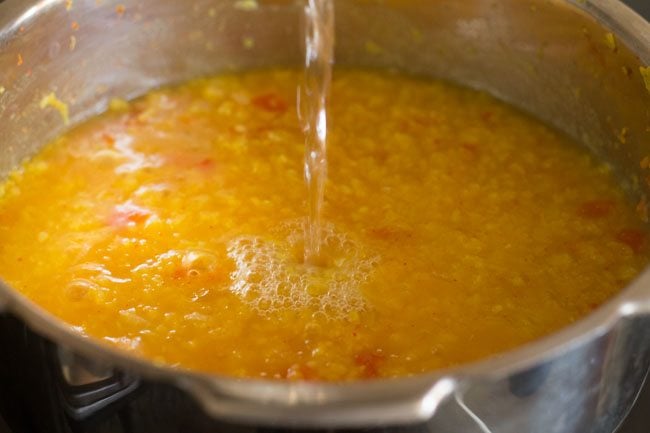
xmin=54 ymin=346 xmax=141 ymax=422
xmin=177 ymin=375 xmax=457 ymax=428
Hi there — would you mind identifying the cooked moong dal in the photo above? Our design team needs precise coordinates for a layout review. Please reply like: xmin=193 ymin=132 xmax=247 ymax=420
xmin=0 ymin=69 xmax=648 ymax=381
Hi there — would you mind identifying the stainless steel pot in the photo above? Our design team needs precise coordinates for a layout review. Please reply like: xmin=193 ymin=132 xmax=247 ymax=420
xmin=0 ymin=0 xmax=649 ymax=432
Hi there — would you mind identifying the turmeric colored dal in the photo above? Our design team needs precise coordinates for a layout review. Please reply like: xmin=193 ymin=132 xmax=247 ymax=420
xmin=0 ymin=69 xmax=648 ymax=381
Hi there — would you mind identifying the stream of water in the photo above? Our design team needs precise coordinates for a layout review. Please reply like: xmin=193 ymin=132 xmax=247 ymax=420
xmin=299 ymin=0 xmax=335 ymax=266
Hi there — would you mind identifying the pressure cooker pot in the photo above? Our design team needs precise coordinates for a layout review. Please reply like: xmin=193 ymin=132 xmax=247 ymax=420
xmin=0 ymin=1 xmax=649 ymax=432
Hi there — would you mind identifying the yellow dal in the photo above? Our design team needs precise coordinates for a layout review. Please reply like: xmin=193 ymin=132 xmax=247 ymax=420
xmin=0 ymin=69 xmax=648 ymax=381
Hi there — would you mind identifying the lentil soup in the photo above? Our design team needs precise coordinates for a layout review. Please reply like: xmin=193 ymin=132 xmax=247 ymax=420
xmin=0 ymin=69 xmax=647 ymax=381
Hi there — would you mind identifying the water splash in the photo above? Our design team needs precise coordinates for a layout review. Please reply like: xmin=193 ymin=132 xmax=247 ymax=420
xmin=227 ymin=221 xmax=377 ymax=318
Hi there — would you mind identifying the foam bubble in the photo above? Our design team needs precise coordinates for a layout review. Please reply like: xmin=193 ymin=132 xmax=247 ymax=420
xmin=227 ymin=221 xmax=378 ymax=318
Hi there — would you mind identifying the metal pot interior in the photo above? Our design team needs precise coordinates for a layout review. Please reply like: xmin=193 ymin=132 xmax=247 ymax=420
xmin=1 ymin=0 xmax=649 ymax=196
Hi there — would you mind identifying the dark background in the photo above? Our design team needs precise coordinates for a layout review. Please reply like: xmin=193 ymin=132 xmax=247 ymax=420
xmin=624 ymin=0 xmax=650 ymax=20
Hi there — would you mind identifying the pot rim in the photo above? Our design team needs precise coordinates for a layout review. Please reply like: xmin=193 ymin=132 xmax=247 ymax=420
xmin=0 ymin=0 xmax=649 ymax=427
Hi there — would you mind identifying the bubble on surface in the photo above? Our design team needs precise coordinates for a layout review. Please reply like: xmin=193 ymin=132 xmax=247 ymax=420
xmin=66 ymin=262 xmax=130 ymax=303
xmin=132 ymin=249 xmax=219 ymax=279
xmin=227 ymin=221 xmax=378 ymax=317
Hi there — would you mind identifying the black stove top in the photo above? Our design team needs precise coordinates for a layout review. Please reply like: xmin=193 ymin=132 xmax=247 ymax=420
xmin=617 ymin=376 xmax=649 ymax=433
xmin=625 ymin=0 xmax=650 ymax=20
xmin=0 ymin=415 xmax=10 ymax=433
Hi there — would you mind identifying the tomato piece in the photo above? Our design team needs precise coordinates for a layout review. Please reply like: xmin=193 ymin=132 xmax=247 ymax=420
xmin=251 ymin=93 xmax=288 ymax=113
xmin=577 ymin=200 xmax=614 ymax=219
xmin=286 ymin=363 xmax=318 ymax=381
xmin=101 ymin=133 xmax=116 ymax=146
xmin=197 ymin=158 xmax=215 ymax=171
xmin=108 ymin=203 xmax=152 ymax=228
xmin=354 ymin=350 xmax=385 ymax=379
xmin=171 ymin=267 xmax=186 ymax=280
xmin=368 ymin=226 xmax=413 ymax=242
xmin=164 ymin=153 xmax=216 ymax=173
xmin=481 ymin=111 xmax=494 ymax=123
xmin=616 ymin=228 xmax=646 ymax=254
xmin=461 ymin=142 xmax=479 ymax=156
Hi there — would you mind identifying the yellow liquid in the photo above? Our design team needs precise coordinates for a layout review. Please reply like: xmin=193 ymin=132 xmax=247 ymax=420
xmin=0 ymin=69 xmax=647 ymax=381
